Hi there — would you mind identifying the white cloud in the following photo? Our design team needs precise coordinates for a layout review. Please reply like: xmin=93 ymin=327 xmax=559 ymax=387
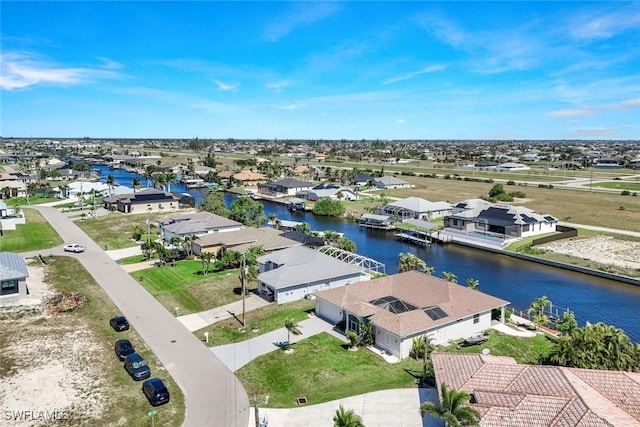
xmin=266 ymin=81 xmax=289 ymax=92
xmin=383 ymin=65 xmax=445 ymax=85
xmin=263 ymin=2 xmax=340 ymax=42
xmin=0 ymin=51 xmax=122 ymax=90
xmin=616 ymin=98 xmax=640 ymax=110
xmin=279 ymin=103 xmax=306 ymax=110
xmin=568 ymin=5 xmax=640 ymax=41
xmin=213 ymin=80 xmax=239 ymax=91
xmin=546 ymin=108 xmax=595 ymax=118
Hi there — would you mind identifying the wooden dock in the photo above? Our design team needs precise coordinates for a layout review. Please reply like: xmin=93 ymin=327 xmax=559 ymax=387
xmin=394 ymin=231 xmax=431 ymax=246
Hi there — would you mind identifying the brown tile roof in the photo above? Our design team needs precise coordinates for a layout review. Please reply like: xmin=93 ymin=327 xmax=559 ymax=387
xmin=314 ymin=270 xmax=509 ymax=338
xmin=195 ymin=227 xmax=301 ymax=252
xmin=233 ymin=171 xmax=267 ymax=181
xmin=431 ymin=353 xmax=640 ymax=427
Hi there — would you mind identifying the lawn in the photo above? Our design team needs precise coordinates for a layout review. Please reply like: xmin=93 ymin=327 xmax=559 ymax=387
xmin=75 ymin=210 xmax=177 ymax=249
xmin=235 ymin=332 xmax=421 ymax=408
xmin=133 ymin=261 xmax=245 ymax=314
xmin=195 ymin=299 xmax=315 ymax=346
xmin=0 ymin=256 xmax=185 ymax=426
xmin=440 ymin=329 xmax=555 ymax=365
xmin=0 ymin=208 xmax=63 ymax=252
xmin=589 ymin=181 xmax=640 ymax=191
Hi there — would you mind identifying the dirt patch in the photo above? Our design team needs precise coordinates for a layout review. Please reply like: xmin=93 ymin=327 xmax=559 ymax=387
xmin=540 ymin=235 xmax=640 ymax=270
xmin=0 ymin=264 xmax=107 ymax=426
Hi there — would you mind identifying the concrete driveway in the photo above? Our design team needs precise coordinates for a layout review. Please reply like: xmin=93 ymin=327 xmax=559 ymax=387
xmin=28 ymin=206 xmax=250 ymax=427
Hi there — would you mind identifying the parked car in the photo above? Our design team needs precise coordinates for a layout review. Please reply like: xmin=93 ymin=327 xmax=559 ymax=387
xmin=63 ymin=243 xmax=85 ymax=253
xmin=142 ymin=378 xmax=170 ymax=406
xmin=114 ymin=339 xmax=135 ymax=361
xmin=124 ymin=353 xmax=151 ymax=381
xmin=110 ymin=315 xmax=130 ymax=332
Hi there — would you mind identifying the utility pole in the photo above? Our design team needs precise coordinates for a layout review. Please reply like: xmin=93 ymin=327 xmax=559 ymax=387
xmin=240 ymin=253 xmax=247 ymax=327
xmin=254 ymin=394 xmax=260 ymax=427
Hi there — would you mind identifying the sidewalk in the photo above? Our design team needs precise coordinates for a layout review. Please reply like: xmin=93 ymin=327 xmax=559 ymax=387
xmin=178 ymin=294 xmax=272 ymax=332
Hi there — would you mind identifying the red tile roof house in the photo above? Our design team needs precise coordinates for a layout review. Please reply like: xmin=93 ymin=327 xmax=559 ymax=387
xmin=430 ymin=352 xmax=640 ymax=426
xmin=314 ymin=270 xmax=509 ymax=360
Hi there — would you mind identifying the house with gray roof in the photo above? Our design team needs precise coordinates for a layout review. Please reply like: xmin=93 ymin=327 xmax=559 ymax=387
xmin=193 ymin=227 xmax=302 ymax=257
xmin=374 ymin=176 xmax=413 ymax=189
xmin=102 ymin=188 xmax=182 ymax=213
xmin=257 ymin=178 xmax=314 ymax=198
xmin=256 ymin=246 xmax=369 ymax=304
xmin=431 ymin=352 xmax=640 ymax=426
xmin=0 ymin=253 xmax=29 ymax=303
xmin=377 ymin=197 xmax=452 ymax=220
xmin=158 ymin=212 xmax=243 ymax=244
xmin=315 ymin=270 xmax=508 ymax=360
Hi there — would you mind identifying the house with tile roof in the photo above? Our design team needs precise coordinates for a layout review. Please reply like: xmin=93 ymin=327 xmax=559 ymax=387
xmin=315 ymin=270 xmax=509 ymax=359
xmin=157 ymin=212 xmax=243 ymax=244
xmin=444 ymin=199 xmax=558 ymax=240
xmin=256 ymin=246 xmax=369 ymax=304
xmin=430 ymin=352 xmax=640 ymax=426
xmin=0 ymin=252 xmax=29 ymax=303
xmin=193 ymin=226 xmax=302 ymax=257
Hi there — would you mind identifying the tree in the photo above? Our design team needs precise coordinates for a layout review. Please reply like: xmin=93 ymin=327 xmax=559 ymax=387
xmin=555 ymin=311 xmax=578 ymax=335
xmin=466 ymin=278 xmax=479 ymax=290
xmin=442 ymin=272 xmax=458 ymax=283
xmin=488 ymin=183 xmax=505 ymax=198
xmin=200 ymin=252 xmax=214 ymax=275
xmin=397 ymin=252 xmax=434 ymax=274
xmin=549 ymin=322 xmax=640 ymax=371
xmin=358 ymin=320 xmax=374 ymax=346
xmin=284 ymin=318 xmax=302 ymax=351
xmin=346 ymin=330 xmax=359 ymax=349
xmin=527 ymin=296 xmax=552 ymax=328
xmin=132 ymin=177 xmax=142 ymax=193
xmin=333 ymin=405 xmax=364 ymax=427
xmin=200 ymin=191 xmax=229 ymax=217
xmin=106 ymin=174 xmax=116 ymax=196
xmin=230 ymin=196 xmax=266 ymax=227
xmin=312 ymin=198 xmax=346 ymax=216
xmin=165 ymin=172 xmax=177 ymax=192
xmin=420 ymin=383 xmax=480 ymax=427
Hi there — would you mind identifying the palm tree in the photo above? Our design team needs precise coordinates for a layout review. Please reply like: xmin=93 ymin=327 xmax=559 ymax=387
xmin=200 ymin=252 xmax=214 ymax=275
xmin=268 ymin=213 xmax=278 ymax=228
xmin=527 ymin=295 xmax=552 ymax=328
xmin=397 ymin=252 xmax=434 ymax=274
xmin=284 ymin=318 xmax=302 ymax=351
xmin=132 ymin=177 xmax=141 ymax=193
xmin=442 ymin=272 xmax=458 ymax=283
xmin=155 ymin=173 xmax=168 ymax=191
xmin=165 ymin=172 xmax=177 ymax=192
xmin=333 ymin=405 xmax=364 ymax=427
xmin=420 ymin=383 xmax=480 ymax=427
xmin=466 ymin=278 xmax=479 ymax=290
xmin=106 ymin=174 xmax=116 ymax=196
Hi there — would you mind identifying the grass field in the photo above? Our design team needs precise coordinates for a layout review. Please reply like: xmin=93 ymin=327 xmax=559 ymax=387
xmin=195 ymin=299 xmax=315 ymax=346
xmin=133 ymin=261 xmax=246 ymax=314
xmin=589 ymin=181 xmax=640 ymax=191
xmin=0 ymin=257 xmax=185 ymax=426
xmin=0 ymin=209 xmax=63 ymax=252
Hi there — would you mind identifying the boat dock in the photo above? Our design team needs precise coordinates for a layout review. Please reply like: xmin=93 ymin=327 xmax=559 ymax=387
xmin=394 ymin=230 xmax=432 ymax=246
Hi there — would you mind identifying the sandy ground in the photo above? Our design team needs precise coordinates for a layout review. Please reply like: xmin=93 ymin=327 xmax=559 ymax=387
xmin=540 ymin=235 xmax=640 ymax=270
xmin=0 ymin=263 xmax=106 ymax=426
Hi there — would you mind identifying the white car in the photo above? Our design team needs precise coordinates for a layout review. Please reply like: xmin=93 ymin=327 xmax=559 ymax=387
xmin=63 ymin=244 xmax=85 ymax=253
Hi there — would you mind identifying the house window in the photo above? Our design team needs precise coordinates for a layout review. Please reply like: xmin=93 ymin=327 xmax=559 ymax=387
xmin=453 ymin=219 xmax=458 ymax=226
xmin=473 ymin=314 xmax=480 ymax=324
xmin=1 ymin=280 xmax=18 ymax=295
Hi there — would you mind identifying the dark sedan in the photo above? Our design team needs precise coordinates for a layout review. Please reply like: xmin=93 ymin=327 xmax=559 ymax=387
xmin=110 ymin=315 xmax=129 ymax=332
xmin=114 ymin=339 xmax=135 ymax=361
xmin=142 ymin=378 xmax=170 ymax=406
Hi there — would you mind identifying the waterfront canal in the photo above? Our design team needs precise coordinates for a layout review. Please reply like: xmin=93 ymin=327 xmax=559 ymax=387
xmin=94 ymin=165 xmax=640 ymax=342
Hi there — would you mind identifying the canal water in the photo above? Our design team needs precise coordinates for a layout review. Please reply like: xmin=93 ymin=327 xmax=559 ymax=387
xmin=93 ymin=165 xmax=640 ymax=342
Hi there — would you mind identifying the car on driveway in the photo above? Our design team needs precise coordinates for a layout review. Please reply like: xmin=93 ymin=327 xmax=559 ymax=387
xmin=63 ymin=243 xmax=86 ymax=253
xmin=142 ymin=378 xmax=170 ymax=406
xmin=124 ymin=353 xmax=151 ymax=381
xmin=114 ymin=339 xmax=135 ymax=361
xmin=110 ymin=315 xmax=130 ymax=332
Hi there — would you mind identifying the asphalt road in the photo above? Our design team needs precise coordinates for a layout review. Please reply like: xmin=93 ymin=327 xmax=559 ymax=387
xmin=29 ymin=206 xmax=250 ymax=427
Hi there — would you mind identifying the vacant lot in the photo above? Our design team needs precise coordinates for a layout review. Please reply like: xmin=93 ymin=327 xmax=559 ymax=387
xmin=0 ymin=257 xmax=185 ymax=426
xmin=0 ymin=209 xmax=63 ymax=252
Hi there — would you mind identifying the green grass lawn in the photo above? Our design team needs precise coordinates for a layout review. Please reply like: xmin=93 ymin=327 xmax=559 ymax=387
xmin=13 ymin=256 xmax=185 ymax=426
xmin=133 ymin=261 xmax=245 ymax=314
xmin=588 ymin=181 xmax=640 ymax=191
xmin=0 ymin=209 xmax=63 ymax=252
xmin=440 ymin=329 xmax=555 ymax=365
xmin=195 ymin=299 xmax=315 ymax=346
xmin=236 ymin=332 xmax=421 ymax=408
xmin=5 ymin=196 xmax=59 ymax=206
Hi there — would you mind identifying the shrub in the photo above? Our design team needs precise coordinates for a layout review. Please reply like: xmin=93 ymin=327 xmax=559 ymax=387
xmin=509 ymin=191 xmax=527 ymax=199
xmin=506 ymin=180 xmax=515 ymax=185
xmin=621 ymin=190 xmax=631 ymax=196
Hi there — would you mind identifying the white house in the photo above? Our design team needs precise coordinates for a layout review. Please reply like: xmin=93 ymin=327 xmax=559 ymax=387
xmin=158 ymin=212 xmax=243 ymax=244
xmin=306 ymin=187 xmax=358 ymax=202
xmin=257 ymin=178 xmax=314 ymax=197
xmin=497 ymin=162 xmax=530 ymax=171
xmin=374 ymin=176 xmax=413 ymax=189
xmin=256 ymin=246 xmax=369 ymax=304
xmin=377 ymin=197 xmax=452 ymax=220
xmin=315 ymin=270 xmax=509 ymax=360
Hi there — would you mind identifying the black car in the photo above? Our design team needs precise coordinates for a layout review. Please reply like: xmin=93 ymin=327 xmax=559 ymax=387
xmin=124 ymin=353 xmax=151 ymax=381
xmin=114 ymin=339 xmax=135 ymax=361
xmin=110 ymin=316 xmax=129 ymax=332
xmin=142 ymin=378 xmax=170 ymax=406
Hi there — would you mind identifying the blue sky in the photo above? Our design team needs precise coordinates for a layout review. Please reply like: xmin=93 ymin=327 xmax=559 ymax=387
xmin=2 ymin=1 xmax=640 ymax=140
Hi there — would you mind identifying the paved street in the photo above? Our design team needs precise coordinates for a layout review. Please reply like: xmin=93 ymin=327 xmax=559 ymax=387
xmin=28 ymin=206 xmax=250 ymax=427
